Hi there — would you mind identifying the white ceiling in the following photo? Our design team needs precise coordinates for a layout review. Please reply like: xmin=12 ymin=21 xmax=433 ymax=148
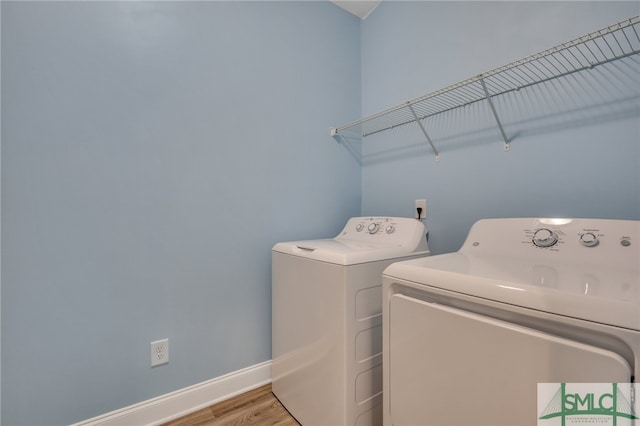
xmin=330 ymin=0 xmax=381 ymax=20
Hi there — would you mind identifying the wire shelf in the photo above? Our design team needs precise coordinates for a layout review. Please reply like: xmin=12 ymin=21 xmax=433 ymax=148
xmin=331 ymin=16 xmax=640 ymax=159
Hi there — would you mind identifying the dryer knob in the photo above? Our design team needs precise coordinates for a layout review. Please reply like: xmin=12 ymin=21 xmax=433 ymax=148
xmin=580 ymin=232 xmax=599 ymax=247
xmin=386 ymin=225 xmax=395 ymax=234
xmin=532 ymin=228 xmax=559 ymax=248
xmin=368 ymin=223 xmax=380 ymax=234
xmin=356 ymin=224 xmax=364 ymax=232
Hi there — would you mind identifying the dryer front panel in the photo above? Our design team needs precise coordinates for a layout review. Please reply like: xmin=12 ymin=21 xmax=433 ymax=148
xmin=387 ymin=294 xmax=632 ymax=426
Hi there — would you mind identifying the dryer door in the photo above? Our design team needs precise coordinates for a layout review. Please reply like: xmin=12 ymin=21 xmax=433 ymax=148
xmin=388 ymin=294 xmax=632 ymax=426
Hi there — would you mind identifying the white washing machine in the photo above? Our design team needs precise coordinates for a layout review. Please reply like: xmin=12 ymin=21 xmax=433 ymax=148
xmin=272 ymin=217 xmax=430 ymax=426
xmin=382 ymin=218 xmax=639 ymax=426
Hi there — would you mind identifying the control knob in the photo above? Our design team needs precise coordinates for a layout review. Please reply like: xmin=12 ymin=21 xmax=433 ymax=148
xmin=580 ymin=232 xmax=599 ymax=247
xmin=368 ymin=223 xmax=380 ymax=234
xmin=386 ymin=225 xmax=395 ymax=234
xmin=355 ymin=224 xmax=364 ymax=232
xmin=532 ymin=228 xmax=558 ymax=248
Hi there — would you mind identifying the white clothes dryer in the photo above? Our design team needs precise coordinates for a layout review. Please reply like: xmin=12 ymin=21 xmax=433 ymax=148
xmin=382 ymin=218 xmax=639 ymax=426
xmin=272 ymin=217 xmax=430 ymax=426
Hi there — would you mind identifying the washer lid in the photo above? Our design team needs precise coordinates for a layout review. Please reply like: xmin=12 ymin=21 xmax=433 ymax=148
xmin=272 ymin=217 xmax=429 ymax=265
xmin=273 ymin=238 xmax=428 ymax=265
xmin=383 ymin=253 xmax=640 ymax=331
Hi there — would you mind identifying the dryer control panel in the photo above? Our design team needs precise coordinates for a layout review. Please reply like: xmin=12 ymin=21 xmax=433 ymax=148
xmin=522 ymin=220 xmax=635 ymax=252
xmin=462 ymin=218 xmax=639 ymax=269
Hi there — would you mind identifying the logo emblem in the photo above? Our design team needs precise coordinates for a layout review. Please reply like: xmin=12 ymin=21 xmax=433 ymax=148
xmin=538 ymin=383 xmax=638 ymax=425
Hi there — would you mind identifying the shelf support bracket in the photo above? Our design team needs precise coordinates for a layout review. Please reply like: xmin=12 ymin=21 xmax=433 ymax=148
xmin=479 ymin=76 xmax=510 ymax=151
xmin=407 ymin=103 xmax=440 ymax=161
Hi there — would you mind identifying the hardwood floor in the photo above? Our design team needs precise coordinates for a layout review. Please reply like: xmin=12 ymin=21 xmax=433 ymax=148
xmin=161 ymin=384 xmax=300 ymax=426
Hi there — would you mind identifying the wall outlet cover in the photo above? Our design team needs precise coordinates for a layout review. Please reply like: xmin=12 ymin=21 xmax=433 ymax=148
xmin=151 ymin=339 xmax=169 ymax=367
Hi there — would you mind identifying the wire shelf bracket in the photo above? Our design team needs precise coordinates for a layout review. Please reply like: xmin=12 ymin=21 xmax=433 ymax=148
xmin=407 ymin=103 xmax=440 ymax=161
xmin=330 ymin=15 xmax=640 ymax=159
xmin=479 ymin=76 xmax=510 ymax=151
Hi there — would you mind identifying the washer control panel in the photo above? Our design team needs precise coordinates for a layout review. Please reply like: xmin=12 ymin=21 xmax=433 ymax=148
xmin=350 ymin=217 xmax=407 ymax=235
xmin=337 ymin=217 xmax=428 ymax=249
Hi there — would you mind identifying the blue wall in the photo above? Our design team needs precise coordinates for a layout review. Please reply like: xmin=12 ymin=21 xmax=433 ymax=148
xmin=361 ymin=1 xmax=640 ymax=255
xmin=3 ymin=1 xmax=640 ymax=425
xmin=1 ymin=2 xmax=360 ymax=425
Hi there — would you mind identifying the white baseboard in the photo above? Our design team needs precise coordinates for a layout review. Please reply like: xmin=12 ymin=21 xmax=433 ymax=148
xmin=72 ymin=360 xmax=272 ymax=426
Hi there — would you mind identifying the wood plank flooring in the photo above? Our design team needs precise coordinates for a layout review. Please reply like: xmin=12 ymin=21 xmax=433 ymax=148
xmin=161 ymin=384 xmax=300 ymax=426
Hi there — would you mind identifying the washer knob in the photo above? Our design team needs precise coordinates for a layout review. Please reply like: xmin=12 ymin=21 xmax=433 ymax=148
xmin=386 ymin=225 xmax=395 ymax=234
xmin=355 ymin=224 xmax=364 ymax=232
xmin=367 ymin=223 xmax=380 ymax=234
xmin=580 ymin=232 xmax=599 ymax=247
xmin=532 ymin=228 xmax=559 ymax=248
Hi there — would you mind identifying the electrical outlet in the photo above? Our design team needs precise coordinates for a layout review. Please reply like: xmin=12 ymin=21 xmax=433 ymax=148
xmin=415 ymin=199 xmax=427 ymax=220
xmin=150 ymin=339 xmax=169 ymax=367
